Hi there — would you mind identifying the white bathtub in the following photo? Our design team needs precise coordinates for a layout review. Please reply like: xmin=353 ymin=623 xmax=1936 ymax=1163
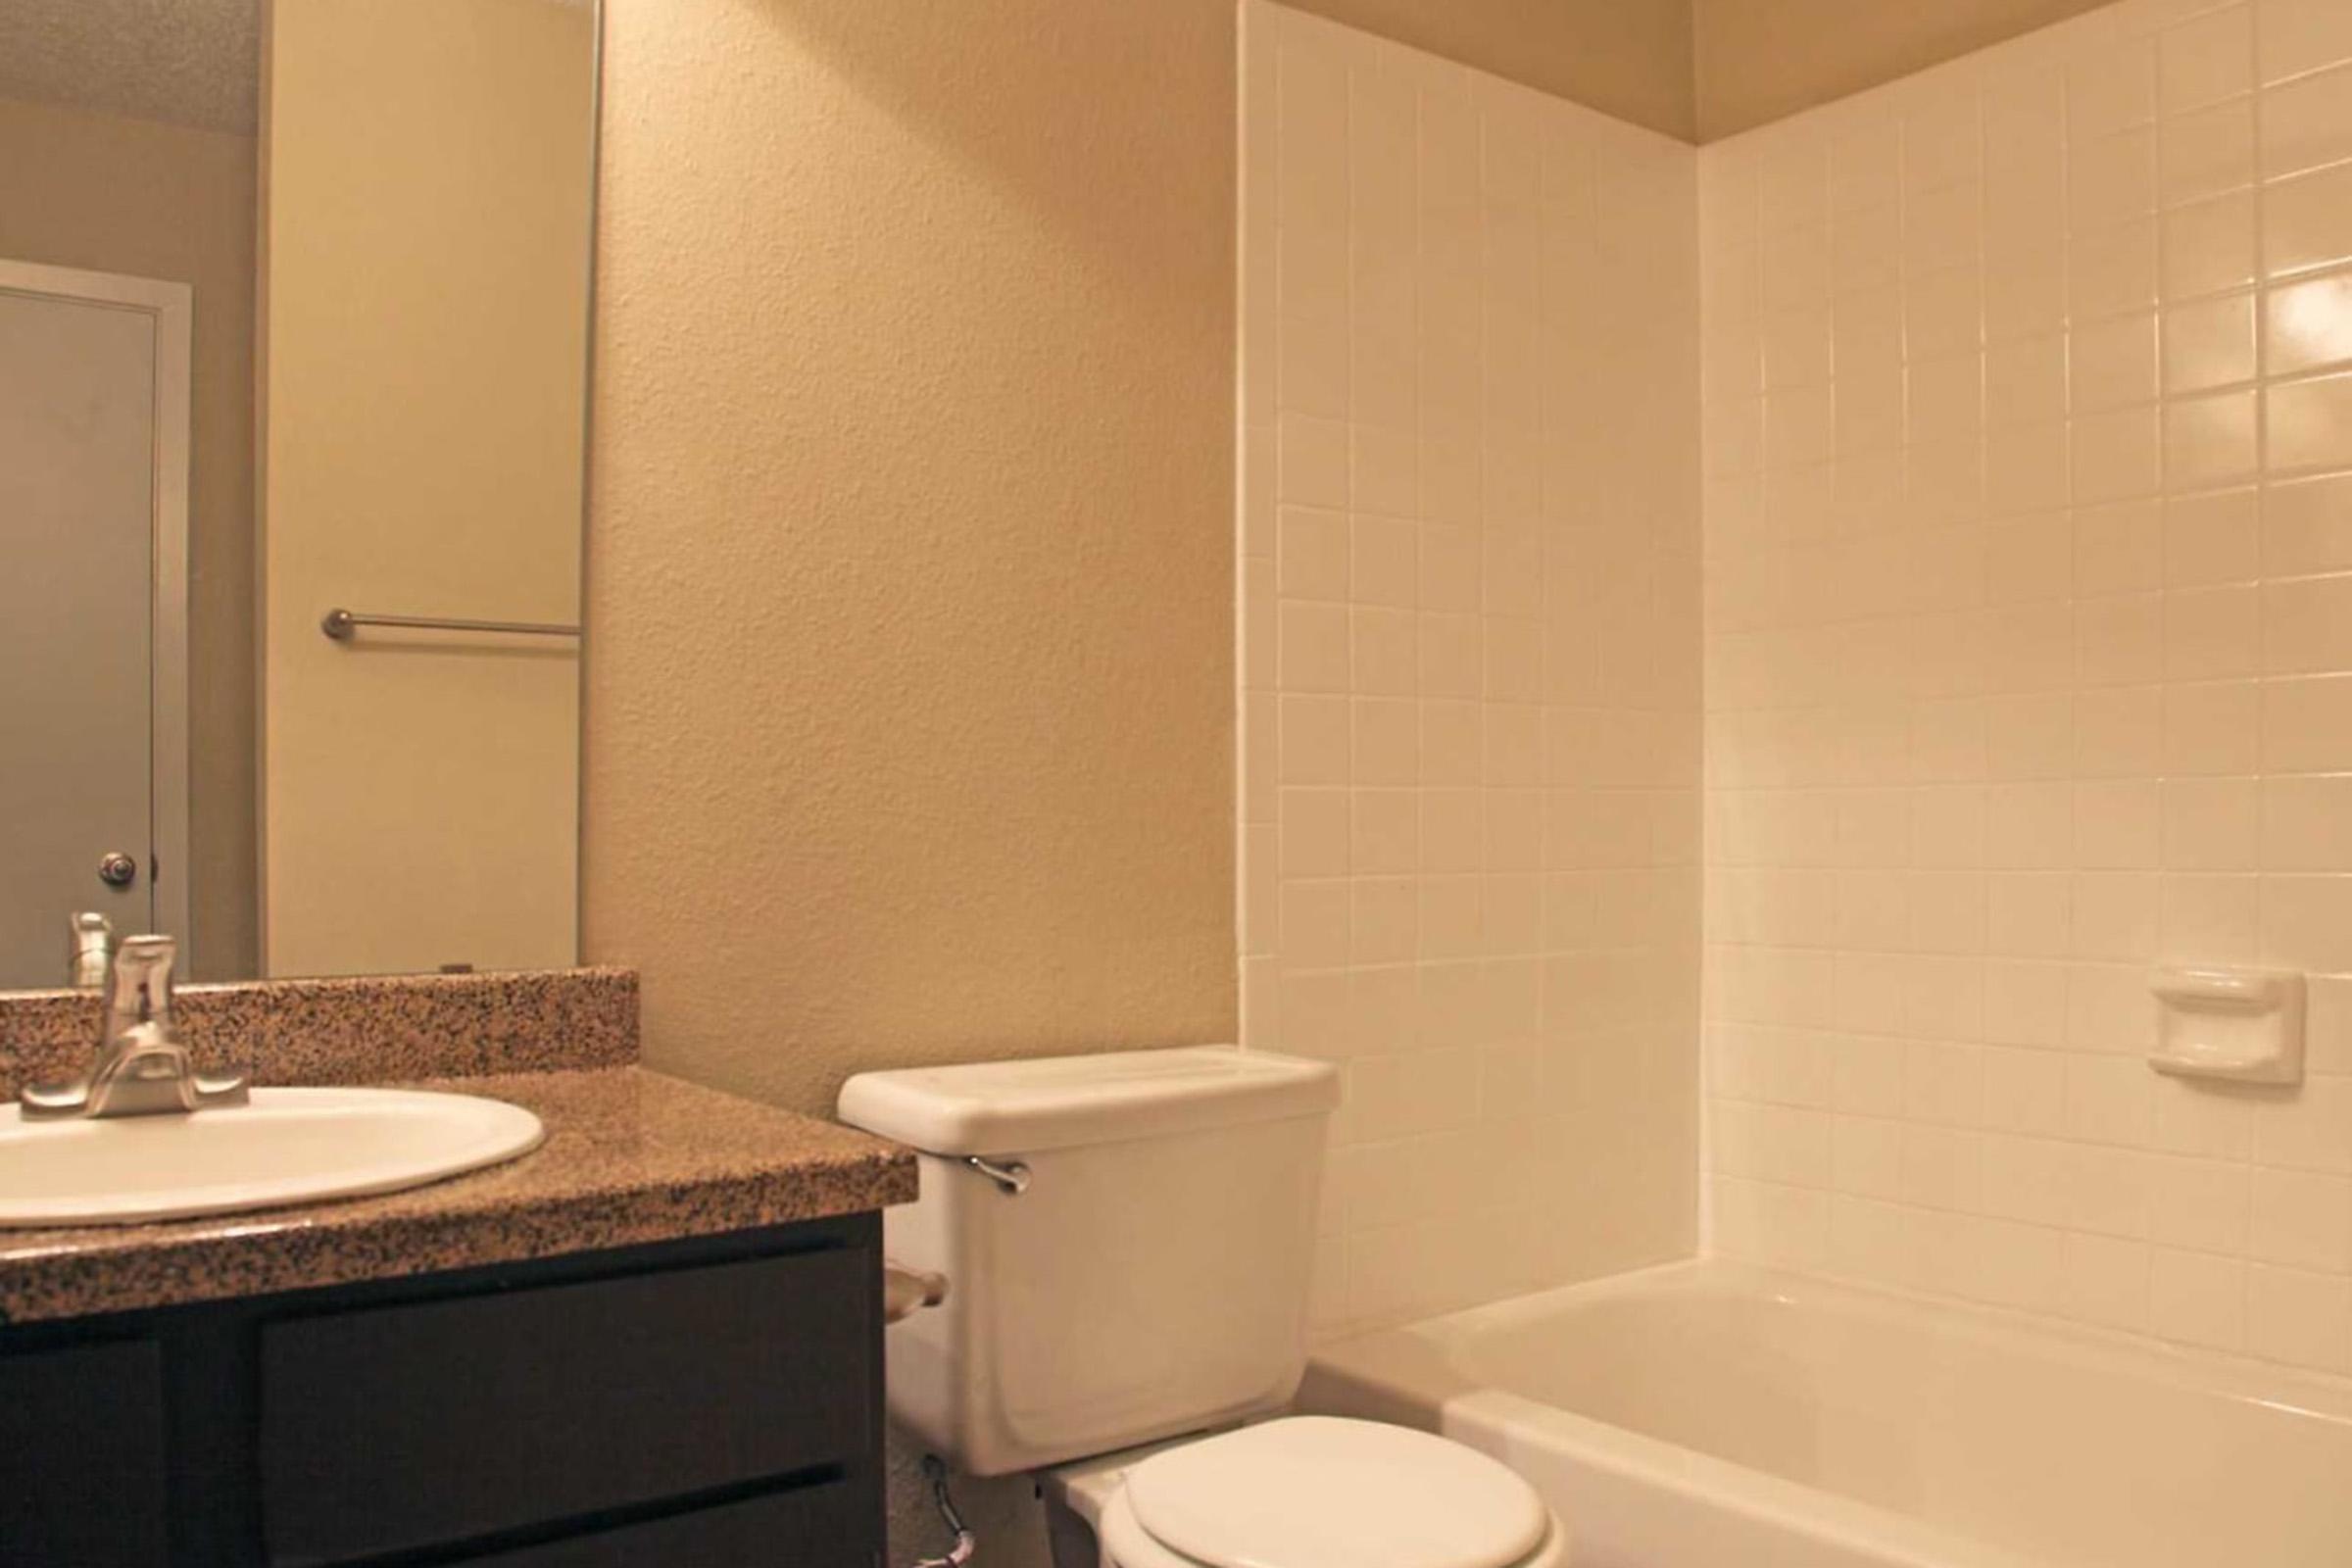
xmin=1298 ymin=1259 xmax=2352 ymax=1568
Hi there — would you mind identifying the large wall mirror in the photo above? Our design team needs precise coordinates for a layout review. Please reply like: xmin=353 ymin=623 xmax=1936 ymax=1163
xmin=0 ymin=0 xmax=597 ymax=988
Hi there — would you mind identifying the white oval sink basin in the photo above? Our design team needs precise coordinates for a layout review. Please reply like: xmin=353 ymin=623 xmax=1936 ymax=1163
xmin=0 ymin=1087 xmax=544 ymax=1228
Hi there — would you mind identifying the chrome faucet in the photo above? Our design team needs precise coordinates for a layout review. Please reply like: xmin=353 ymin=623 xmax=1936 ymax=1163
xmin=20 ymin=935 xmax=250 ymax=1120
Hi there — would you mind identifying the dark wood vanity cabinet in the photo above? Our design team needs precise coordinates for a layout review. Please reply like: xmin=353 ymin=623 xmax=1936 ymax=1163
xmin=0 ymin=1214 xmax=888 ymax=1568
xmin=0 ymin=1339 xmax=172 ymax=1565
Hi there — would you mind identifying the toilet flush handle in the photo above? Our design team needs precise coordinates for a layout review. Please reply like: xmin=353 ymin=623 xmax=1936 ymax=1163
xmin=962 ymin=1154 xmax=1030 ymax=1195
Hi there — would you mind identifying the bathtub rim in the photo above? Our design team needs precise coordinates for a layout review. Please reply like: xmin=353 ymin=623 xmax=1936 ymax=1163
xmin=1302 ymin=1255 xmax=2352 ymax=1568
xmin=1325 ymin=1255 xmax=2352 ymax=1424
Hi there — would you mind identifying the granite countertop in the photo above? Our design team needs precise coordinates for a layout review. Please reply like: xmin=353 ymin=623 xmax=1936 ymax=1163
xmin=0 ymin=1066 xmax=918 ymax=1325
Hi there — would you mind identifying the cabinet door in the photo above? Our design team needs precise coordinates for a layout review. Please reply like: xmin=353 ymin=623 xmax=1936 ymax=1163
xmin=257 ymin=1247 xmax=871 ymax=1565
xmin=461 ymin=1482 xmax=866 ymax=1568
xmin=0 ymin=1339 xmax=171 ymax=1567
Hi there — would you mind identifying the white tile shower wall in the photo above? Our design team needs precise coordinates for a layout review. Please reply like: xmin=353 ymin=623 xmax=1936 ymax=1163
xmin=1238 ymin=0 xmax=1703 ymax=1340
xmin=1699 ymin=0 xmax=2352 ymax=1376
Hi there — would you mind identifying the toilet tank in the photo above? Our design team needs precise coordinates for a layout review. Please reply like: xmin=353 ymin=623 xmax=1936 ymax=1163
xmin=837 ymin=1047 xmax=1340 ymax=1477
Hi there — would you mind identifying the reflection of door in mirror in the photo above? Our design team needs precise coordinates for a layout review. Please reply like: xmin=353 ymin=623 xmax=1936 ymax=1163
xmin=0 ymin=264 xmax=190 ymax=990
xmin=0 ymin=42 xmax=261 ymax=988
xmin=0 ymin=0 xmax=593 ymax=984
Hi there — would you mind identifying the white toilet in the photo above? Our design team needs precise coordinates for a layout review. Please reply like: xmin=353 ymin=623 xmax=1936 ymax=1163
xmin=838 ymin=1046 xmax=1570 ymax=1568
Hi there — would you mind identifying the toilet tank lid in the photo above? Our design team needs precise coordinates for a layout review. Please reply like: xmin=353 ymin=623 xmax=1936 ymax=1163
xmin=836 ymin=1046 xmax=1339 ymax=1156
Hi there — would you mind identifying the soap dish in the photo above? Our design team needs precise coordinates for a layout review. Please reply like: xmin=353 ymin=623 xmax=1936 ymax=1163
xmin=2148 ymin=967 xmax=2305 ymax=1085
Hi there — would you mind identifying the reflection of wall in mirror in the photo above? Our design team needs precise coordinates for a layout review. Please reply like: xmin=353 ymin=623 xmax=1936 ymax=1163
xmin=0 ymin=92 xmax=260 ymax=980
xmin=262 ymin=0 xmax=592 ymax=978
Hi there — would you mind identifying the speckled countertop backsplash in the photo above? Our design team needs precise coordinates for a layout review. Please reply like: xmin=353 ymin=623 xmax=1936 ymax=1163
xmin=0 ymin=966 xmax=637 ymax=1099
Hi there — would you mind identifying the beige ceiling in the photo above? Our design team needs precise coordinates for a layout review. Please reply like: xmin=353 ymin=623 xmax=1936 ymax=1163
xmin=0 ymin=0 xmax=258 ymax=135
xmin=0 ymin=0 xmax=2158 ymax=148
xmin=1291 ymin=0 xmax=1700 ymax=140
xmin=1693 ymin=0 xmax=2121 ymax=140
xmin=1293 ymin=0 xmax=2134 ymax=143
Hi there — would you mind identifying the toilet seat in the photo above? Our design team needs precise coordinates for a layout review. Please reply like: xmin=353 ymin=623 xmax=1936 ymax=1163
xmin=1096 ymin=1416 xmax=1570 ymax=1568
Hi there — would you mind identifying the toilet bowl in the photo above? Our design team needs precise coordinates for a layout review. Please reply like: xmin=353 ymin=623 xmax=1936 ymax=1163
xmin=1046 ymin=1417 xmax=1570 ymax=1568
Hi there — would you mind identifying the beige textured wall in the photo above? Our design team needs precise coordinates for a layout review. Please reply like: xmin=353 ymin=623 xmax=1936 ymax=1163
xmin=587 ymin=11 xmax=1241 ymax=1549
xmin=0 ymin=92 xmax=258 ymax=980
xmin=585 ymin=0 xmax=1240 ymax=1116
xmin=262 ymin=0 xmax=590 ymax=977
xmin=1693 ymin=0 xmax=2118 ymax=139
xmin=1291 ymin=0 xmax=1696 ymax=138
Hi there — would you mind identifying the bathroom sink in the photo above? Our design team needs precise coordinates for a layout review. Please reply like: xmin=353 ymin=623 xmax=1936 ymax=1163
xmin=0 ymin=1087 xmax=545 ymax=1228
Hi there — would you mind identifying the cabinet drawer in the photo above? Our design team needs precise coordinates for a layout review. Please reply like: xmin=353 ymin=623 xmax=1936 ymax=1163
xmin=462 ymin=1481 xmax=867 ymax=1568
xmin=258 ymin=1246 xmax=872 ymax=1565
xmin=0 ymin=1339 xmax=170 ymax=1568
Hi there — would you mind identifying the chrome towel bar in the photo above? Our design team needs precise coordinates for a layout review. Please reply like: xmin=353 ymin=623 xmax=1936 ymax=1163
xmin=320 ymin=608 xmax=581 ymax=641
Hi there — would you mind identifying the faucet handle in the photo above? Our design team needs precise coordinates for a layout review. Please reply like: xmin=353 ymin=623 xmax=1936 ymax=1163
xmin=104 ymin=935 xmax=179 ymax=1043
